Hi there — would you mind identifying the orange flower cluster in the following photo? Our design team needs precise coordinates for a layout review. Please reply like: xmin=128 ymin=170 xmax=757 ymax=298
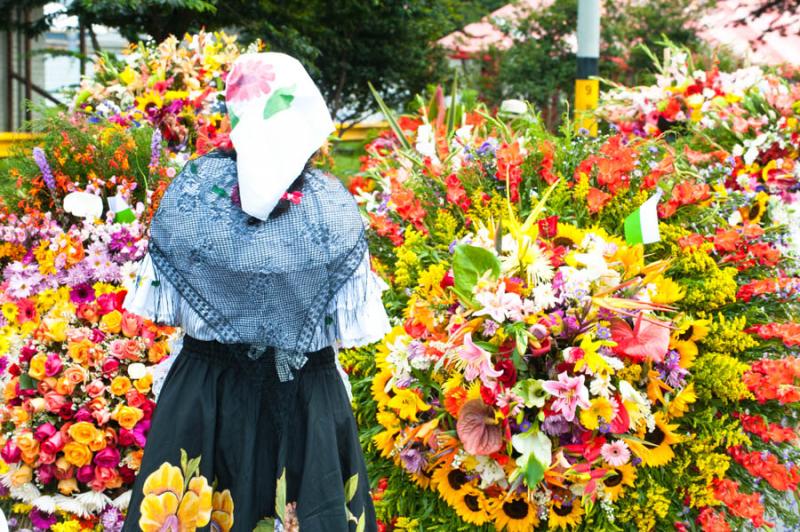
xmin=696 ymin=507 xmax=731 ymax=532
xmin=742 ymin=356 xmax=800 ymax=403
xmin=658 ymin=180 xmax=712 ymax=218
xmin=713 ymin=225 xmax=781 ymax=270
xmin=746 ymin=322 xmax=800 ymax=347
xmin=729 ymin=446 xmax=800 ymax=492
xmin=711 ymin=478 xmax=771 ymax=528
xmin=737 ymin=277 xmax=800 ymax=302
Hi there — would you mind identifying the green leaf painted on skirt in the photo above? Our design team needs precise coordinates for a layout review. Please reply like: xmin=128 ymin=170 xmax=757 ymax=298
xmin=344 ymin=472 xmax=359 ymax=503
xmin=275 ymin=468 xmax=287 ymax=522
xmin=263 ymin=86 xmax=296 ymax=121
xmin=253 ymin=519 xmax=276 ymax=532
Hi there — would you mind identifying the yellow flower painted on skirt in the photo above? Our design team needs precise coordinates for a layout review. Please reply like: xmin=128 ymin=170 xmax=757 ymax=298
xmin=139 ymin=450 xmax=218 ymax=532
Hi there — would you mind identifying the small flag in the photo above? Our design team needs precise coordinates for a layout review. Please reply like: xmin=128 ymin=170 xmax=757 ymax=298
xmin=108 ymin=195 xmax=136 ymax=223
xmin=624 ymin=190 xmax=662 ymax=245
xmin=63 ymin=191 xmax=103 ymax=220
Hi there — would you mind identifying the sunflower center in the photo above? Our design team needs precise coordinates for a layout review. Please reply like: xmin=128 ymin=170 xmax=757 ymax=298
xmin=502 ymin=499 xmax=529 ymax=519
xmin=678 ymin=327 xmax=694 ymax=341
xmin=553 ymin=503 xmax=574 ymax=517
xmin=644 ymin=425 xmax=666 ymax=446
xmin=604 ymin=470 xmax=623 ymax=487
xmin=464 ymin=494 xmax=480 ymax=512
xmin=447 ymin=469 xmax=469 ymax=490
xmin=553 ymin=237 xmax=574 ymax=247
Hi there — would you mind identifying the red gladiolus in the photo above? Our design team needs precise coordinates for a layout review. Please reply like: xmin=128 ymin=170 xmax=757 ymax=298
xmin=711 ymin=478 xmax=771 ymax=528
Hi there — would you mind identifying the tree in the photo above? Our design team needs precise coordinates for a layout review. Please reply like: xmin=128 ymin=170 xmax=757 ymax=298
xmin=735 ymin=0 xmax=800 ymax=36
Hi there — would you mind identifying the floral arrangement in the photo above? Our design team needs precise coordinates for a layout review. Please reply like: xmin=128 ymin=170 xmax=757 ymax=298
xmin=342 ymin=76 xmax=800 ymax=530
xmin=0 ymin=116 xmax=180 ymax=529
xmin=74 ymin=31 xmax=254 ymax=157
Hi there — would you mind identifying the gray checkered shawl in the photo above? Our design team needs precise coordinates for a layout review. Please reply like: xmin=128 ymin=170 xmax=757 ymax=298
xmin=148 ymin=151 xmax=367 ymax=380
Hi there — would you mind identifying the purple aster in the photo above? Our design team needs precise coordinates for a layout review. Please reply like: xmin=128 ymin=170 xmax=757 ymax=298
xmin=149 ymin=128 xmax=162 ymax=171
xmin=399 ymin=447 xmax=427 ymax=474
xmin=70 ymin=282 xmax=96 ymax=304
xmin=100 ymin=506 xmax=124 ymax=532
xmin=482 ymin=320 xmax=500 ymax=337
xmin=542 ymin=414 xmax=571 ymax=436
xmin=94 ymin=259 xmax=121 ymax=283
xmin=32 ymin=147 xmax=56 ymax=191
xmin=64 ymin=263 xmax=91 ymax=286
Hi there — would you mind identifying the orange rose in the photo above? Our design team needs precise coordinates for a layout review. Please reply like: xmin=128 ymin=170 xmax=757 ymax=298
xmin=112 ymin=405 xmax=144 ymax=430
xmin=54 ymin=377 xmax=75 ymax=396
xmin=88 ymin=432 xmax=107 ymax=452
xmin=67 ymin=339 xmax=93 ymax=365
xmin=100 ymin=310 xmax=122 ymax=334
xmin=128 ymin=449 xmax=144 ymax=471
xmin=63 ymin=441 xmax=92 ymax=467
xmin=121 ymin=311 xmax=142 ymax=337
xmin=123 ymin=340 xmax=142 ymax=360
xmin=58 ymin=477 xmax=79 ymax=495
xmin=11 ymin=406 xmax=30 ymax=425
xmin=4 ymin=378 xmax=18 ymax=402
xmin=88 ymin=396 xmax=108 ymax=412
xmin=28 ymin=353 xmax=48 ymax=380
xmin=148 ymin=341 xmax=167 ymax=363
xmin=55 ymin=456 xmax=73 ymax=476
xmin=63 ymin=366 xmax=86 ymax=386
xmin=110 ymin=376 xmax=132 ymax=396
xmin=10 ymin=465 xmax=33 ymax=487
xmin=16 ymin=431 xmax=39 ymax=455
xmin=68 ymin=421 xmax=99 ymax=445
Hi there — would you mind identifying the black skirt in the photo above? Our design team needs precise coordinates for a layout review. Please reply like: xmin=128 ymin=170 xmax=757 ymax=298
xmin=122 ymin=336 xmax=377 ymax=532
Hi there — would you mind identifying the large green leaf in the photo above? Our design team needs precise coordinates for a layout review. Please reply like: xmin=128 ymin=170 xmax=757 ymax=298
xmin=368 ymin=82 xmax=412 ymax=150
xmin=451 ymin=244 xmax=501 ymax=305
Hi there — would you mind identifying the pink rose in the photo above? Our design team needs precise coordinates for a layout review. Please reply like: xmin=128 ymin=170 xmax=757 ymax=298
xmin=44 ymin=353 xmax=63 ymax=377
xmin=37 ymin=463 xmax=57 ymax=484
xmin=85 ymin=379 xmax=105 ymax=398
xmin=97 ymin=293 xmax=119 ymax=315
xmin=41 ymin=432 xmax=67 ymax=455
xmin=34 ymin=422 xmax=57 ymax=442
xmin=125 ymin=389 xmax=146 ymax=408
xmin=109 ymin=340 xmax=126 ymax=358
xmin=121 ymin=312 xmax=142 ymax=338
xmin=38 ymin=450 xmax=57 ymax=465
xmin=139 ymin=327 xmax=156 ymax=346
xmin=1 ymin=440 xmax=21 ymax=463
xmin=118 ymin=429 xmax=135 ymax=447
xmin=88 ymin=477 xmax=106 ymax=492
xmin=44 ymin=392 xmax=67 ymax=413
xmin=123 ymin=340 xmax=142 ymax=360
xmin=92 ymin=408 xmax=111 ymax=425
xmin=90 ymin=328 xmax=106 ymax=343
xmin=93 ymin=446 xmax=120 ymax=468
xmin=67 ymin=327 xmax=89 ymax=343
xmin=102 ymin=357 xmax=120 ymax=375
xmin=73 ymin=407 xmax=93 ymax=423
xmin=19 ymin=344 xmax=37 ymax=364
xmin=76 ymin=465 xmax=94 ymax=484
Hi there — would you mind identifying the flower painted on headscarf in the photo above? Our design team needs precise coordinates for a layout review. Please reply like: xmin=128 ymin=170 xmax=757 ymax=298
xmin=225 ymin=60 xmax=275 ymax=103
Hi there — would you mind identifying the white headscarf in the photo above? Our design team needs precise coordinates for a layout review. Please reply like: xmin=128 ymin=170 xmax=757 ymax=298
xmin=225 ymin=52 xmax=334 ymax=220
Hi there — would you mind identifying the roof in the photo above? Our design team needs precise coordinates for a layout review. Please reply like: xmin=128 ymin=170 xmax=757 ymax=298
xmin=438 ymin=0 xmax=800 ymax=65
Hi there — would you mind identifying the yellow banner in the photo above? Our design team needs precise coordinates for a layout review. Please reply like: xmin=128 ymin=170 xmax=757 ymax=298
xmin=574 ymin=78 xmax=599 ymax=136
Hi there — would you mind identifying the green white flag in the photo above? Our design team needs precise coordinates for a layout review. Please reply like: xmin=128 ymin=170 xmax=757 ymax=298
xmin=107 ymin=195 xmax=136 ymax=224
xmin=624 ymin=190 xmax=662 ymax=245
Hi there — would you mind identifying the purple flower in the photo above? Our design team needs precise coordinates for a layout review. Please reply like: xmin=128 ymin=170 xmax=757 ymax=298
xmin=399 ymin=447 xmax=427 ymax=474
xmin=30 ymin=509 xmax=57 ymax=530
xmin=0 ymin=356 xmax=8 ymax=375
xmin=101 ymin=506 xmax=124 ymax=532
xmin=32 ymin=147 xmax=56 ymax=191
xmin=149 ymin=128 xmax=162 ymax=170
xmin=542 ymin=414 xmax=571 ymax=436
xmin=70 ymin=282 xmax=96 ymax=304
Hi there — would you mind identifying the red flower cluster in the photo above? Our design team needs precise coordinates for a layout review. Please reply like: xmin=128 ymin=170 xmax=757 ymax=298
xmin=444 ymin=174 xmax=471 ymax=211
xmin=495 ymin=142 xmax=524 ymax=202
xmin=391 ymin=187 xmax=427 ymax=233
xmin=658 ymin=180 xmax=712 ymax=218
xmin=729 ymin=446 xmax=800 ymax=491
xmin=538 ymin=140 xmax=558 ymax=185
xmin=746 ymin=322 xmax=800 ymax=347
xmin=742 ymin=356 xmax=800 ymax=403
xmin=713 ymin=225 xmax=781 ymax=270
xmin=696 ymin=507 xmax=731 ymax=532
xmin=734 ymin=412 xmax=797 ymax=443
xmin=737 ymin=277 xmax=800 ymax=302
xmin=711 ymin=478 xmax=771 ymax=528
xmin=370 ymin=213 xmax=404 ymax=246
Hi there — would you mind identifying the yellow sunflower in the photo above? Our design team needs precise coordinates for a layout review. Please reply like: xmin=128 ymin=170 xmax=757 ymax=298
xmin=601 ymin=462 xmax=636 ymax=501
xmin=548 ymin=500 xmax=584 ymax=530
xmin=554 ymin=223 xmax=584 ymax=248
xmin=625 ymin=413 xmax=681 ymax=467
xmin=667 ymin=382 xmax=697 ymax=419
xmin=371 ymin=369 xmax=394 ymax=408
xmin=451 ymin=486 xmax=492 ymax=526
xmin=431 ymin=465 xmax=472 ymax=507
xmin=135 ymin=91 xmax=164 ymax=113
xmin=493 ymin=494 xmax=540 ymax=532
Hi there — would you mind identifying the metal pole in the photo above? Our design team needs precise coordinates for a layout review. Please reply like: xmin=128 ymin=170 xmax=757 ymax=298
xmin=23 ymin=8 xmax=32 ymax=124
xmin=5 ymin=26 xmax=13 ymax=131
xmin=79 ymin=22 xmax=87 ymax=76
xmin=575 ymin=0 xmax=600 ymax=136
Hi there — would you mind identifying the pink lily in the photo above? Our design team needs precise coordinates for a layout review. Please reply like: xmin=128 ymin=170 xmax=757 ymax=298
xmin=542 ymin=372 xmax=590 ymax=422
xmin=458 ymin=332 xmax=503 ymax=387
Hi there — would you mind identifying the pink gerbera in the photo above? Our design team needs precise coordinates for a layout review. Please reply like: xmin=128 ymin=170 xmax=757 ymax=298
xmin=225 ymin=60 xmax=276 ymax=102
xmin=600 ymin=440 xmax=631 ymax=466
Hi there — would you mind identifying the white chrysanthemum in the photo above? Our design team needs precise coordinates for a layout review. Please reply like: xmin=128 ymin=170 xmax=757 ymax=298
xmin=119 ymin=261 xmax=140 ymax=290
xmin=56 ymin=495 xmax=92 ymax=518
xmin=112 ymin=490 xmax=132 ymax=511
xmin=590 ymin=373 xmax=615 ymax=398
xmin=10 ymin=481 xmax=40 ymax=503
xmin=31 ymin=495 xmax=57 ymax=513
xmin=75 ymin=490 xmax=112 ymax=514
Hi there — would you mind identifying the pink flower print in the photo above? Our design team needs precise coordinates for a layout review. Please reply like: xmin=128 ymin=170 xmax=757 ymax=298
xmin=457 ymin=332 xmax=503 ymax=387
xmin=474 ymin=282 xmax=522 ymax=323
xmin=225 ymin=60 xmax=276 ymax=103
xmin=542 ymin=372 xmax=590 ymax=422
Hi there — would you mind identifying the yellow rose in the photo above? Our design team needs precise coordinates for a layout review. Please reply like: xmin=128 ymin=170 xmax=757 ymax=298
xmin=16 ymin=431 xmax=38 ymax=455
xmin=100 ymin=310 xmax=122 ymax=334
xmin=11 ymin=407 xmax=29 ymax=426
xmin=63 ymin=442 xmax=92 ymax=467
xmin=67 ymin=339 xmax=93 ymax=365
xmin=88 ymin=432 xmax=107 ymax=452
xmin=110 ymin=376 xmax=132 ymax=396
xmin=68 ymin=422 xmax=99 ymax=445
xmin=10 ymin=465 xmax=32 ymax=487
xmin=58 ymin=477 xmax=79 ymax=495
xmin=113 ymin=405 xmax=144 ymax=430
xmin=134 ymin=373 xmax=153 ymax=394
xmin=28 ymin=353 xmax=48 ymax=381
xmin=43 ymin=317 xmax=68 ymax=342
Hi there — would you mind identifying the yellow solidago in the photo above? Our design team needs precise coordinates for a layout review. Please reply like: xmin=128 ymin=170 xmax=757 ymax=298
xmin=416 ymin=263 xmax=448 ymax=302
xmin=574 ymin=171 xmax=590 ymax=200
xmin=432 ymin=210 xmax=459 ymax=247
xmin=468 ymin=189 xmax=506 ymax=222
xmin=692 ymin=352 xmax=752 ymax=403
xmin=394 ymin=517 xmax=420 ymax=530
xmin=616 ymin=479 xmax=670 ymax=530
xmin=616 ymin=363 xmax=642 ymax=384
xmin=700 ymin=312 xmax=758 ymax=354
xmin=650 ymin=276 xmax=685 ymax=305
xmin=394 ymin=227 xmax=424 ymax=289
